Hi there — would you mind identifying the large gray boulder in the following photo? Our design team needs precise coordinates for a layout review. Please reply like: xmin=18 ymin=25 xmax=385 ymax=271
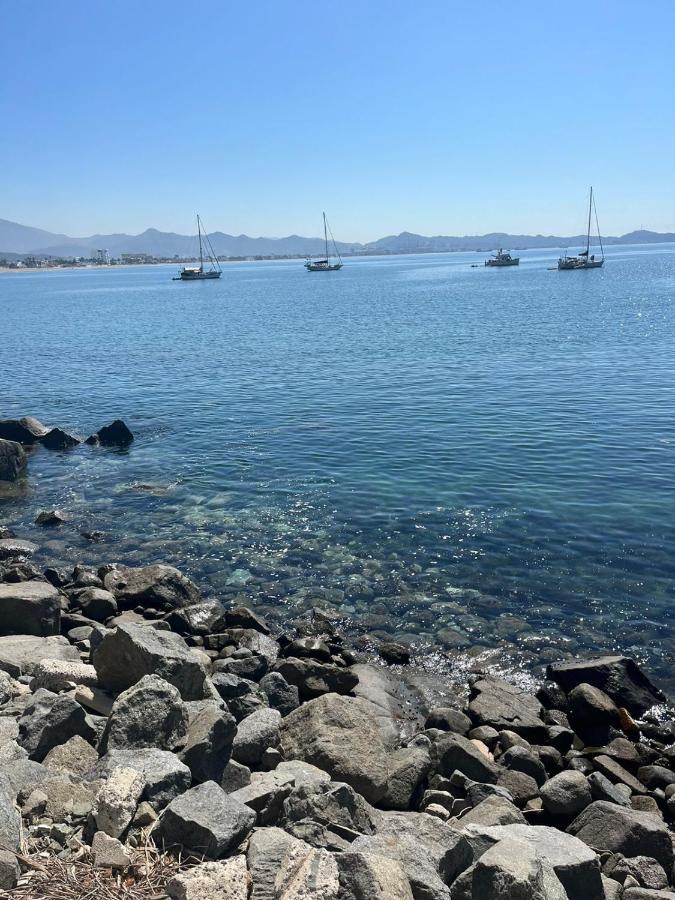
xmin=103 ymin=564 xmax=200 ymax=611
xmin=282 ymin=780 xmax=379 ymax=842
xmin=468 ymin=677 xmax=547 ymax=742
xmin=434 ymin=733 xmax=500 ymax=784
xmin=0 ymin=439 xmax=26 ymax=481
xmin=92 ymin=623 xmax=207 ymax=699
xmin=469 ymin=836 xmax=568 ymax=900
xmin=540 ymin=770 xmax=592 ymax=818
xmin=567 ymin=801 xmax=674 ymax=873
xmin=232 ymin=707 xmax=281 ymax=767
xmin=157 ymin=781 xmax=255 ymax=858
xmin=92 ymin=748 xmax=191 ymax=811
xmin=0 ymin=417 xmax=48 ymax=444
xmin=247 ymin=827 xmax=339 ymax=899
xmin=546 ymin=656 xmax=665 ymax=717
xmin=337 ymin=851 xmax=414 ymax=900
xmin=29 ymin=658 xmax=97 ymax=693
xmin=165 ymin=599 xmax=227 ymax=636
xmin=180 ymin=703 xmax=237 ymax=783
xmin=91 ymin=765 xmax=145 ymax=839
xmin=459 ymin=795 xmax=527 ymax=827
xmin=461 ymin=823 xmax=603 ymax=900
xmin=273 ymin=656 xmax=359 ymax=700
xmin=100 ymin=674 xmax=188 ymax=753
xmin=280 ymin=693 xmax=390 ymax=804
xmin=0 ymin=634 xmax=80 ymax=677
xmin=352 ymin=811 xmax=472 ymax=900
xmin=229 ymin=770 xmax=295 ymax=826
xmin=0 ymin=581 xmax=62 ymax=636
xmin=380 ymin=738 xmax=431 ymax=810
xmin=17 ymin=689 xmax=96 ymax=761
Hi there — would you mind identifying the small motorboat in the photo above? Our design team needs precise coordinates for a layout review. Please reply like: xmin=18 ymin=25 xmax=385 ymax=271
xmin=485 ymin=248 xmax=520 ymax=267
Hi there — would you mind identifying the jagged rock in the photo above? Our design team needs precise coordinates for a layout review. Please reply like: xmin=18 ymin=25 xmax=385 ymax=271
xmin=100 ymin=674 xmax=188 ymax=753
xmin=460 ymin=795 xmax=527 ymax=826
xmin=540 ymin=770 xmax=592 ymax=817
xmin=76 ymin=587 xmax=118 ymax=622
xmin=166 ymin=856 xmax=250 ymax=900
xmin=469 ymin=836 xmax=568 ymax=900
xmin=588 ymin=771 xmax=632 ymax=806
xmin=337 ymin=851 xmax=414 ymax=899
xmin=224 ymin=606 xmax=270 ymax=634
xmin=232 ymin=707 xmax=281 ymax=766
xmin=75 ymin=684 xmax=115 ymax=716
xmin=546 ymin=657 xmax=665 ymax=717
xmin=282 ymin=637 xmax=333 ymax=662
xmin=221 ymin=760 xmax=252 ymax=793
xmin=260 ymin=671 xmax=300 ymax=717
xmin=40 ymin=428 xmax=80 ymax=450
xmin=276 ymin=760 xmax=332 ymax=789
xmin=35 ymin=509 xmax=66 ymax=527
xmin=468 ymin=677 xmax=547 ymax=742
xmin=605 ymin=855 xmax=669 ymax=890
xmin=0 ymin=634 xmax=80 ymax=678
xmin=593 ymin=755 xmax=646 ymax=794
xmin=352 ymin=810 xmax=472 ymax=900
xmin=180 ymin=703 xmax=237 ymax=783
xmin=0 ymin=848 xmax=20 ymax=890
xmin=29 ymin=658 xmax=97 ymax=693
xmin=380 ymin=737 xmax=431 ymax=810
xmin=435 ymin=733 xmax=500 ymax=783
xmin=92 ymin=748 xmax=192 ymax=810
xmin=230 ymin=770 xmax=295 ymax=826
xmin=567 ymin=801 xmax=674 ymax=872
xmin=0 ymin=417 xmax=48 ymax=444
xmin=461 ymin=823 xmax=603 ymax=900
xmin=103 ymin=564 xmax=200 ymax=611
xmin=44 ymin=735 xmax=99 ymax=776
xmin=91 ymin=830 xmax=130 ymax=868
xmin=215 ymin=654 xmax=268 ymax=681
xmin=212 ymin=673 xmax=265 ymax=721
xmin=93 ymin=623 xmax=207 ymax=700
xmin=86 ymin=419 xmax=134 ymax=446
xmin=133 ymin=801 xmax=158 ymax=826
xmin=18 ymin=689 xmax=96 ymax=761
xmin=274 ymin=842 xmax=339 ymax=899
xmin=0 ymin=773 xmax=20 ymax=851
xmin=157 ymin=781 xmax=255 ymax=858
xmin=282 ymin=779 xmax=379 ymax=841
xmin=280 ymin=694 xmax=390 ymax=804
xmin=92 ymin=766 xmax=144 ymax=838
xmin=22 ymin=776 xmax=95 ymax=822
xmin=0 ymin=581 xmax=61 ymax=636
xmin=0 ymin=439 xmax=26 ymax=481
xmin=165 ymin=599 xmax=227 ymax=636
xmin=274 ymin=656 xmax=358 ymax=701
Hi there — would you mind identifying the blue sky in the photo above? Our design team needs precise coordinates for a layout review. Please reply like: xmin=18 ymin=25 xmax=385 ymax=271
xmin=1 ymin=0 xmax=674 ymax=241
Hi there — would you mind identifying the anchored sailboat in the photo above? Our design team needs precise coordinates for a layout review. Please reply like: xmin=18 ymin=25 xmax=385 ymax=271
xmin=558 ymin=188 xmax=604 ymax=270
xmin=173 ymin=215 xmax=222 ymax=280
xmin=305 ymin=212 xmax=343 ymax=271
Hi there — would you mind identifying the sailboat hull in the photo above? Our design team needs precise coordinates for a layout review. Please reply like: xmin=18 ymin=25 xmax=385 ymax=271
xmin=557 ymin=258 xmax=603 ymax=270
xmin=305 ymin=262 xmax=343 ymax=271
xmin=173 ymin=270 xmax=222 ymax=280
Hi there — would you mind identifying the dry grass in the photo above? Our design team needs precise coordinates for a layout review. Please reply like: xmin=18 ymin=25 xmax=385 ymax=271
xmin=2 ymin=832 xmax=204 ymax=900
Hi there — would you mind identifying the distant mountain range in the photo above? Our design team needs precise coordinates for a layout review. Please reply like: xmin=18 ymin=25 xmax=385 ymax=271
xmin=1 ymin=217 xmax=674 ymax=259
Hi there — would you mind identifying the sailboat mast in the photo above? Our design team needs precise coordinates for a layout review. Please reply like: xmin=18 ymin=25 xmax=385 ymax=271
xmin=323 ymin=212 xmax=328 ymax=260
xmin=586 ymin=187 xmax=593 ymax=257
xmin=197 ymin=215 xmax=204 ymax=271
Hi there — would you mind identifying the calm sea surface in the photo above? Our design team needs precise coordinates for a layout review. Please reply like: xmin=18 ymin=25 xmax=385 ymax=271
xmin=2 ymin=246 xmax=674 ymax=691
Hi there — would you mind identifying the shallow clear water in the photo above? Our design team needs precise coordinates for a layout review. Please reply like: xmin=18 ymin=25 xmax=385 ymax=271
xmin=2 ymin=245 xmax=674 ymax=690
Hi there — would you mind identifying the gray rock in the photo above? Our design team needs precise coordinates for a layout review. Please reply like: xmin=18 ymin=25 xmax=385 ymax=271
xmin=351 ymin=810 xmax=472 ymax=900
xmin=165 ymin=599 xmax=227 ymax=636
xmin=274 ymin=656 xmax=359 ymax=700
xmin=280 ymin=693 xmax=390 ymax=804
xmin=636 ymin=765 xmax=675 ymax=790
xmin=435 ymin=733 xmax=500 ymax=783
xmin=337 ymin=851 xmax=414 ymax=899
xmin=29 ymin=658 xmax=97 ymax=693
xmin=606 ymin=855 xmax=669 ymax=890
xmin=568 ymin=801 xmax=674 ymax=872
xmin=260 ymin=671 xmax=300 ymax=716
xmin=91 ymin=830 xmax=130 ymax=868
xmin=461 ymin=823 xmax=604 ymax=900
xmin=93 ymin=623 xmax=208 ymax=700
xmin=0 ymin=580 xmax=61 ymax=636
xmin=232 ymin=707 xmax=281 ymax=767
xmin=0 ymin=634 xmax=80 ymax=677
xmin=246 ymin=826 xmax=304 ymax=900
xmin=593 ymin=755 xmax=647 ymax=794
xmin=92 ymin=748 xmax=191 ymax=811
xmin=622 ymin=890 xmax=675 ymax=900
xmin=224 ymin=606 xmax=270 ymax=634
xmin=92 ymin=765 xmax=145 ymax=838
xmin=230 ymin=770 xmax=295 ymax=826
xmin=35 ymin=509 xmax=66 ymax=527
xmin=221 ymin=760 xmax=252 ymax=793
xmin=468 ymin=677 xmax=547 ymax=742
xmin=275 ymin=760 xmax=332 ymax=789
xmin=0 ymin=848 xmax=20 ymax=890
xmin=460 ymin=795 xmax=527 ymax=826
xmin=546 ymin=656 xmax=666 ymax=717
xmin=282 ymin=780 xmax=379 ymax=840
xmin=215 ymin=654 xmax=268 ymax=681
xmin=466 ymin=836 xmax=568 ymax=900
xmin=166 ymin=856 xmax=250 ymax=900
xmin=76 ymin=587 xmax=118 ymax=622
xmin=502 ymin=745 xmax=548 ymax=786
xmin=540 ymin=770 xmax=592 ymax=817
xmin=40 ymin=427 xmax=80 ymax=450
xmin=0 ymin=439 xmax=26 ymax=481
xmin=103 ymin=564 xmax=200 ymax=611
xmin=0 ymin=417 xmax=48 ymax=444
xmin=588 ymin=771 xmax=632 ymax=807
xmin=380 ymin=739 xmax=431 ymax=810
xmin=157 ymin=781 xmax=255 ymax=858
xmin=100 ymin=674 xmax=188 ymax=753
xmin=44 ymin=735 xmax=99 ymax=776
xmin=0 ymin=773 xmax=20 ymax=852
xmin=86 ymin=419 xmax=134 ymax=447
xmin=568 ymin=683 xmax=620 ymax=728
xmin=425 ymin=707 xmax=472 ymax=734
xmin=180 ymin=703 xmax=237 ymax=783
xmin=18 ymin=689 xmax=96 ymax=761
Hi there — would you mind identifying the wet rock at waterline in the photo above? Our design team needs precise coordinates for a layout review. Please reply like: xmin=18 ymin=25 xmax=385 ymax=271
xmin=85 ymin=419 xmax=134 ymax=446
xmin=0 ymin=439 xmax=26 ymax=481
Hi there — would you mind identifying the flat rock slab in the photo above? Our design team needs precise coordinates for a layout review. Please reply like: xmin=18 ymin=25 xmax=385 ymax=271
xmin=0 ymin=581 xmax=61 ymax=637
xmin=166 ymin=856 xmax=250 ymax=900
xmin=546 ymin=656 xmax=666 ymax=717
xmin=468 ymin=676 xmax=547 ymax=741
xmin=0 ymin=635 xmax=80 ymax=677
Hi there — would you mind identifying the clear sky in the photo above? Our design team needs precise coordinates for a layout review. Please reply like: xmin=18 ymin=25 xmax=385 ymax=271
xmin=1 ymin=0 xmax=674 ymax=242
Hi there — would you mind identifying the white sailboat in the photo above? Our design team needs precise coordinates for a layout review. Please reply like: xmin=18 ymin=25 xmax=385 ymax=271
xmin=173 ymin=215 xmax=222 ymax=280
xmin=558 ymin=187 xmax=604 ymax=270
xmin=305 ymin=212 xmax=343 ymax=271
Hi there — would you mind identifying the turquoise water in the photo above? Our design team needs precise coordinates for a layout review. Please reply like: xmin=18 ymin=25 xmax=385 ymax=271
xmin=2 ymin=245 xmax=674 ymax=691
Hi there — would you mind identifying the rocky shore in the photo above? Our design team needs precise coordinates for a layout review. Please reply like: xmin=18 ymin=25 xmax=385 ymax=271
xmin=0 ymin=545 xmax=673 ymax=900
